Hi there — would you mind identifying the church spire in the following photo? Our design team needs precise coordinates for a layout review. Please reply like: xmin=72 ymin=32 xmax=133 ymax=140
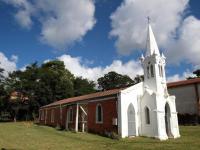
xmin=146 ymin=18 xmax=160 ymax=56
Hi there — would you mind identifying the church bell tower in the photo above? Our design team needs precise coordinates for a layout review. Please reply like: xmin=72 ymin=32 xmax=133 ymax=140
xmin=141 ymin=19 xmax=167 ymax=95
xmin=140 ymin=19 xmax=180 ymax=140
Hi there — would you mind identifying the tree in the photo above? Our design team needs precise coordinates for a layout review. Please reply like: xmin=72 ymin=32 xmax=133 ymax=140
xmin=40 ymin=60 xmax=74 ymax=101
xmin=193 ymin=69 xmax=200 ymax=77
xmin=187 ymin=69 xmax=200 ymax=80
xmin=0 ymin=67 xmax=10 ymax=119
xmin=73 ymin=77 xmax=96 ymax=96
xmin=133 ymin=75 xmax=144 ymax=84
xmin=97 ymin=71 xmax=135 ymax=90
xmin=5 ymin=60 xmax=75 ymax=120
xmin=0 ymin=67 xmax=5 ymax=114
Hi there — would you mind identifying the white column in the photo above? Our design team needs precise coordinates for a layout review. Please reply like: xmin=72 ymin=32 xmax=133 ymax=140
xmin=82 ymin=123 xmax=85 ymax=132
xmin=75 ymin=103 xmax=79 ymax=132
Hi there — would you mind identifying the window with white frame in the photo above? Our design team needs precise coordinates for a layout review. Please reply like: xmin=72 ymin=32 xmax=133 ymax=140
xmin=51 ymin=109 xmax=55 ymax=123
xmin=145 ymin=107 xmax=150 ymax=124
xmin=96 ymin=104 xmax=103 ymax=123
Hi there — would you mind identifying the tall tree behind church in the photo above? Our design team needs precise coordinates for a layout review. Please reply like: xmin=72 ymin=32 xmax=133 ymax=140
xmin=97 ymin=71 xmax=135 ymax=90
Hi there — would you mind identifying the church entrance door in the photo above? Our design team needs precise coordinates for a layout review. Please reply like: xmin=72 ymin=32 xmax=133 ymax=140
xmin=165 ymin=103 xmax=172 ymax=137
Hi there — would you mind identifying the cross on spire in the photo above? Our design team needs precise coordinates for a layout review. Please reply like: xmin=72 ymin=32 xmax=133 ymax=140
xmin=146 ymin=17 xmax=160 ymax=56
xmin=147 ymin=16 xmax=151 ymax=24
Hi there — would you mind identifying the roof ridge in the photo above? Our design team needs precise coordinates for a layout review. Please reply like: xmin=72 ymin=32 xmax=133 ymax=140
xmin=167 ymin=78 xmax=200 ymax=88
xmin=41 ymin=87 xmax=124 ymax=108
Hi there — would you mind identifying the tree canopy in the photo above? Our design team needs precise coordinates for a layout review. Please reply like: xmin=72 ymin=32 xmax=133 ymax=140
xmin=74 ymin=77 xmax=96 ymax=96
xmin=1 ymin=60 xmax=97 ymax=121
xmin=193 ymin=69 xmax=200 ymax=77
xmin=97 ymin=71 xmax=135 ymax=90
xmin=0 ymin=61 xmax=138 ymax=121
xmin=187 ymin=69 xmax=200 ymax=79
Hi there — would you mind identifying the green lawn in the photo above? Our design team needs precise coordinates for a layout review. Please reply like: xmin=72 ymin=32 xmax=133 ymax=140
xmin=0 ymin=122 xmax=199 ymax=150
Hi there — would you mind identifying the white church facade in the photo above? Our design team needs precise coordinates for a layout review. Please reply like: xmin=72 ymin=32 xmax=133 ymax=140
xmin=39 ymin=22 xmax=180 ymax=140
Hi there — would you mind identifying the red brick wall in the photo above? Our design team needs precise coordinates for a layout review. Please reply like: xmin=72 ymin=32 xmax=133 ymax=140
xmin=61 ymin=105 xmax=76 ymax=130
xmin=39 ymin=98 xmax=118 ymax=135
xmin=39 ymin=105 xmax=78 ymax=129
xmin=87 ymin=99 xmax=118 ymax=135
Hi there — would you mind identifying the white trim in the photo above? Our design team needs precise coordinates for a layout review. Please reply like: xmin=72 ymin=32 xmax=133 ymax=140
xmin=75 ymin=103 xmax=79 ymax=132
xmin=80 ymin=106 xmax=87 ymax=116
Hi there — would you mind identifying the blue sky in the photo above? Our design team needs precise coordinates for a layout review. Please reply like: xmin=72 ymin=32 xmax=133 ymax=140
xmin=0 ymin=0 xmax=200 ymax=82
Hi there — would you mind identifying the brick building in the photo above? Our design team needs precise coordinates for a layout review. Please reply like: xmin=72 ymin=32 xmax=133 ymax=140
xmin=39 ymin=89 xmax=119 ymax=134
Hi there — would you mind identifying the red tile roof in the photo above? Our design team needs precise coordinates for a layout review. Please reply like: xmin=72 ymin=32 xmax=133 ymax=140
xmin=167 ymin=78 xmax=200 ymax=88
xmin=41 ymin=88 xmax=122 ymax=108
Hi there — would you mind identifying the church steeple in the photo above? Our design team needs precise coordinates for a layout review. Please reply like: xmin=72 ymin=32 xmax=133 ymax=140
xmin=141 ymin=18 xmax=166 ymax=93
xmin=146 ymin=19 xmax=160 ymax=56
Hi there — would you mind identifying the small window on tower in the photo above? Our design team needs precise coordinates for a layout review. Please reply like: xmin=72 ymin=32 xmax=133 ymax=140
xmin=161 ymin=66 xmax=163 ymax=77
xmin=150 ymin=65 xmax=154 ymax=77
xmin=159 ymin=65 xmax=161 ymax=77
xmin=147 ymin=66 xmax=150 ymax=78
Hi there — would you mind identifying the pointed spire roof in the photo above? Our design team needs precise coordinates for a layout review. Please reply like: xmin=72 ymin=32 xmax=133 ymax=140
xmin=146 ymin=18 xmax=160 ymax=56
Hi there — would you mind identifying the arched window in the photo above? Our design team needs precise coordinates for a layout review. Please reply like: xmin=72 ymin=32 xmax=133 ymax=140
xmin=145 ymin=107 xmax=150 ymax=124
xmin=68 ymin=107 xmax=73 ymax=122
xmin=147 ymin=66 xmax=150 ymax=78
xmin=96 ymin=104 xmax=103 ymax=123
xmin=51 ymin=109 xmax=54 ymax=123
xmin=150 ymin=65 xmax=154 ymax=77
xmin=161 ymin=66 xmax=164 ymax=77
xmin=159 ymin=65 xmax=161 ymax=77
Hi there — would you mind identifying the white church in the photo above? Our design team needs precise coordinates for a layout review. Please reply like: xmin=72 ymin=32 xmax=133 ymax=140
xmin=118 ymin=21 xmax=180 ymax=140
xmin=39 ymin=21 xmax=180 ymax=140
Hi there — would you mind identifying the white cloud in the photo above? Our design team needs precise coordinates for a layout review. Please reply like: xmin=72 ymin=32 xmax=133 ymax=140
xmin=0 ymin=52 xmax=17 ymax=76
xmin=57 ymin=54 xmax=143 ymax=82
xmin=110 ymin=0 xmax=200 ymax=66
xmin=11 ymin=55 xmax=18 ymax=63
xmin=15 ymin=10 xmax=32 ymax=29
xmin=2 ymin=0 xmax=33 ymax=29
xmin=110 ymin=0 xmax=189 ymax=55
xmin=166 ymin=16 xmax=200 ymax=65
xmin=2 ymin=0 xmax=96 ymax=49
xmin=167 ymin=70 xmax=194 ymax=82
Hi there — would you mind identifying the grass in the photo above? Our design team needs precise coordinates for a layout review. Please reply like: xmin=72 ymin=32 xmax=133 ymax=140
xmin=0 ymin=122 xmax=200 ymax=150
